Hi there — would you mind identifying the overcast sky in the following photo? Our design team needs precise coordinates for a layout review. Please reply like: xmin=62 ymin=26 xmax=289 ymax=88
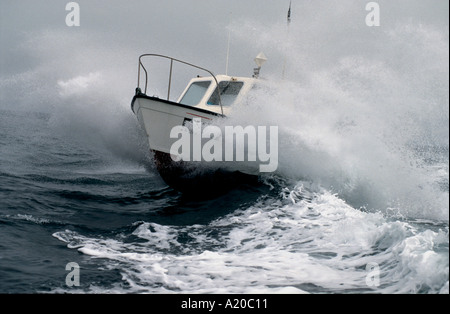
xmin=1 ymin=1 xmax=448 ymax=70
xmin=2 ymin=0 xmax=291 ymax=75
xmin=0 ymin=0 xmax=448 ymax=108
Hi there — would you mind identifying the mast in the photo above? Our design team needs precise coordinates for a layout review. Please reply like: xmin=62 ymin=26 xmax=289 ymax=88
xmin=282 ymin=1 xmax=292 ymax=79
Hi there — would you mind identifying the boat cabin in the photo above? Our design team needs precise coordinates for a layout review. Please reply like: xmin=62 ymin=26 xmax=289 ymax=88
xmin=177 ymin=75 xmax=256 ymax=115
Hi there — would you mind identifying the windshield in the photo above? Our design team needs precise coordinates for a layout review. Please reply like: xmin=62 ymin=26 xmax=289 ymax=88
xmin=207 ymin=81 xmax=244 ymax=106
xmin=179 ymin=81 xmax=211 ymax=106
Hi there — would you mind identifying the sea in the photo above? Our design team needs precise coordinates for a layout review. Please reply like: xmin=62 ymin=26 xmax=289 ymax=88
xmin=1 ymin=91 xmax=448 ymax=294
xmin=1 ymin=5 xmax=449 ymax=294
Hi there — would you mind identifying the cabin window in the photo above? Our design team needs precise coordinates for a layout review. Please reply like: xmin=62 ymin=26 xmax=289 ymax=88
xmin=179 ymin=81 xmax=211 ymax=106
xmin=207 ymin=81 xmax=244 ymax=106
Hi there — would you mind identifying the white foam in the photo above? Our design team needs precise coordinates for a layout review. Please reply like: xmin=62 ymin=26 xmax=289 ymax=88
xmin=52 ymin=182 xmax=449 ymax=294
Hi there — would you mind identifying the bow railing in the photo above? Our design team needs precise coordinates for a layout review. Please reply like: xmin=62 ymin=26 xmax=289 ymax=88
xmin=136 ymin=54 xmax=223 ymax=115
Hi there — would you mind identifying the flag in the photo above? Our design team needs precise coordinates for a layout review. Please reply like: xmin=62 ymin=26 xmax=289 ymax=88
xmin=287 ymin=1 xmax=292 ymax=24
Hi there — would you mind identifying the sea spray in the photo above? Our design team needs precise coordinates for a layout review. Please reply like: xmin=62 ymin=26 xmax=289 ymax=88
xmin=220 ymin=16 xmax=449 ymax=221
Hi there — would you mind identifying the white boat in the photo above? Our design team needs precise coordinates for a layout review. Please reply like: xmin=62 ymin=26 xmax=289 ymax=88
xmin=131 ymin=53 xmax=268 ymax=194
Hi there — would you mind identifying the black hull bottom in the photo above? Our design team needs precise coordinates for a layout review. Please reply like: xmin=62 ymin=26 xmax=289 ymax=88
xmin=152 ymin=151 xmax=259 ymax=198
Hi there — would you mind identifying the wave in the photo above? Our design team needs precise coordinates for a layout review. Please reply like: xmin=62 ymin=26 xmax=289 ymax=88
xmin=51 ymin=181 xmax=449 ymax=294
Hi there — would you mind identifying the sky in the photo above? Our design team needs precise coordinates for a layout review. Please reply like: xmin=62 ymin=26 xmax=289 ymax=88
xmin=1 ymin=1 xmax=448 ymax=72
xmin=1 ymin=0 xmax=290 ymax=77
xmin=0 ymin=0 xmax=448 ymax=108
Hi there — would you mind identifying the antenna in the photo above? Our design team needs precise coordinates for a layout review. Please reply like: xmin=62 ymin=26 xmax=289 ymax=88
xmin=225 ymin=12 xmax=232 ymax=76
xmin=282 ymin=1 xmax=292 ymax=79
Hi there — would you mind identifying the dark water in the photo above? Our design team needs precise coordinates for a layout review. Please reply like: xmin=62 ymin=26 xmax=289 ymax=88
xmin=0 ymin=109 xmax=268 ymax=292
xmin=0 ymin=109 xmax=448 ymax=294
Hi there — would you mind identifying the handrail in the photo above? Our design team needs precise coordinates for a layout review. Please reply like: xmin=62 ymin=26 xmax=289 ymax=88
xmin=137 ymin=54 xmax=224 ymax=116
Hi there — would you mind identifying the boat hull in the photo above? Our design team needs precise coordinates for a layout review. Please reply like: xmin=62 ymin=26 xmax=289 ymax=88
xmin=132 ymin=94 xmax=220 ymax=154
xmin=132 ymin=94 xmax=259 ymax=194
xmin=152 ymin=150 xmax=258 ymax=196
